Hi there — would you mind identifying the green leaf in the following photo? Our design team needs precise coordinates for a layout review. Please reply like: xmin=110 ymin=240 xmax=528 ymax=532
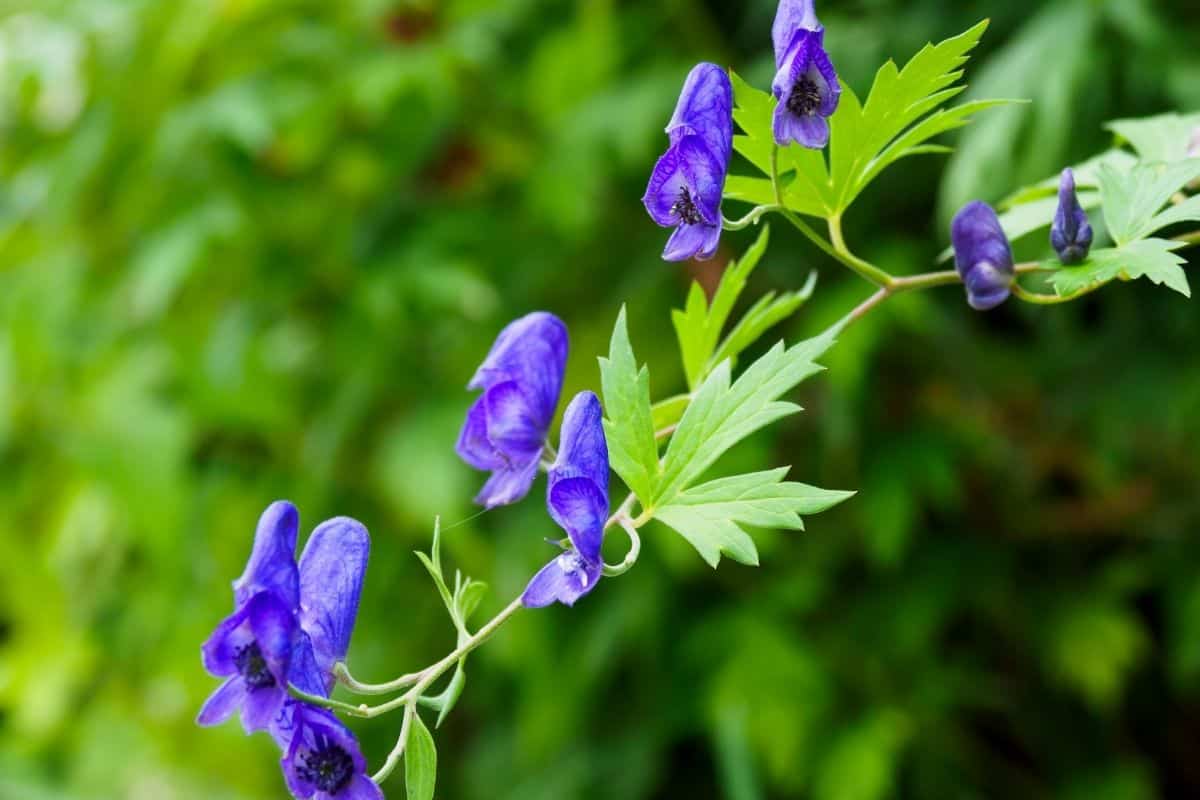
xmin=825 ymin=20 xmax=1013 ymax=214
xmin=415 ymin=518 xmax=455 ymax=621
xmin=1098 ymin=160 xmax=1200 ymax=245
xmin=1105 ymin=111 xmax=1200 ymax=163
xmin=652 ymin=326 xmax=837 ymax=513
xmin=1000 ymin=148 xmax=1137 ymax=208
xmin=404 ymin=712 xmax=437 ymax=800
xmin=655 ymin=468 xmax=854 ymax=568
xmin=454 ymin=579 xmax=487 ymax=624
xmin=598 ymin=306 xmax=659 ymax=505
xmin=1050 ymin=239 xmax=1191 ymax=298
xmin=651 ymin=394 xmax=690 ymax=433
xmin=420 ymin=661 xmax=467 ymax=728
xmin=672 ymin=226 xmax=772 ymax=390
xmin=709 ymin=271 xmax=817 ymax=377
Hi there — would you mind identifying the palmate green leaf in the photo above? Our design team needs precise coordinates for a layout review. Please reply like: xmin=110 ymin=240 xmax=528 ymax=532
xmin=405 ymin=712 xmax=437 ymax=800
xmin=1098 ymin=160 xmax=1200 ymax=245
xmin=1106 ymin=112 xmax=1200 ymax=163
xmin=671 ymin=226 xmax=816 ymax=392
xmin=1001 ymin=148 xmax=1137 ymax=208
xmin=651 ymin=326 xmax=838 ymax=515
xmin=672 ymin=225 xmax=772 ymax=390
xmin=655 ymin=468 xmax=854 ymax=568
xmin=599 ymin=306 xmax=659 ymax=505
xmin=1050 ymin=239 xmax=1191 ymax=298
xmin=728 ymin=22 xmax=1009 ymax=219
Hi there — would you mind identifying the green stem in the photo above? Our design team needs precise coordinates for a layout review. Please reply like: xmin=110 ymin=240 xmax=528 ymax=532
xmin=334 ymin=662 xmax=421 ymax=696
xmin=371 ymin=703 xmax=415 ymax=784
xmin=1011 ymin=281 xmax=1105 ymax=305
xmin=723 ymin=204 xmax=780 ymax=230
xmin=827 ymin=214 xmax=894 ymax=287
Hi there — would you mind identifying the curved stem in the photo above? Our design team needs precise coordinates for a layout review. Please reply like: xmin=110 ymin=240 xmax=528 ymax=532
xmin=371 ymin=703 xmax=415 ymax=784
xmin=1011 ymin=281 xmax=1105 ymax=305
xmin=601 ymin=519 xmax=642 ymax=577
xmin=723 ymin=204 xmax=780 ymax=230
xmin=334 ymin=662 xmax=421 ymax=696
xmin=827 ymin=215 xmax=893 ymax=287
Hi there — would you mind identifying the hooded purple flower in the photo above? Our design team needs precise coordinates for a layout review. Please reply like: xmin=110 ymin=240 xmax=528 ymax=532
xmin=771 ymin=19 xmax=840 ymax=149
xmin=952 ymin=201 xmax=1015 ymax=311
xmin=282 ymin=706 xmax=382 ymax=800
xmin=456 ymin=312 xmax=569 ymax=508
xmin=198 ymin=501 xmax=302 ymax=733
xmin=522 ymin=391 xmax=610 ymax=608
xmin=1050 ymin=168 xmax=1093 ymax=265
xmin=644 ymin=63 xmax=732 ymax=262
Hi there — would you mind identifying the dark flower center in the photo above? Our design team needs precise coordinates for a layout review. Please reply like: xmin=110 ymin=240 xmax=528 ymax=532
xmin=670 ymin=186 xmax=704 ymax=226
xmin=234 ymin=642 xmax=276 ymax=690
xmin=299 ymin=743 xmax=355 ymax=794
xmin=787 ymin=77 xmax=822 ymax=116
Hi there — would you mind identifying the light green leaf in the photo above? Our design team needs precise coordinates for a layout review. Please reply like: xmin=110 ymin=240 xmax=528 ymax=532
xmin=1098 ymin=160 xmax=1200 ymax=245
xmin=709 ymin=271 xmax=817 ymax=374
xmin=652 ymin=326 xmax=837 ymax=511
xmin=731 ymin=71 xmax=777 ymax=177
xmin=454 ymin=579 xmax=487 ymax=624
xmin=655 ymin=468 xmax=853 ymax=568
xmin=1105 ymin=111 xmax=1200 ymax=163
xmin=824 ymin=20 xmax=1013 ymax=214
xmin=1001 ymin=148 xmax=1137 ymax=208
xmin=599 ymin=306 xmax=659 ymax=504
xmin=1050 ymin=239 xmax=1191 ymax=298
xmin=651 ymin=394 xmax=690 ymax=433
xmin=405 ymin=712 xmax=437 ymax=800
xmin=672 ymin=226 xmax=772 ymax=389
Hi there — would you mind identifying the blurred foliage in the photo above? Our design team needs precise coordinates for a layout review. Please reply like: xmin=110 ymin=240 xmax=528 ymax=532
xmin=1 ymin=0 xmax=1198 ymax=798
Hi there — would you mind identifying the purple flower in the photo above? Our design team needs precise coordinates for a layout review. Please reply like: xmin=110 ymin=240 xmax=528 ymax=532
xmin=771 ymin=27 xmax=840 ymax=149
xmin=772 ymin=0 xmax=823 ymax=63
xmin=644 ymin=63 xmax=732 ymax=262
xmin=282 ymin=706 xmax=382 ymax=800
xmin=456 ymin=312 xmax=568 ymax=508
xmin=1050 ymin=169 xmax=1093 ymax=265
xmin=952 ymin=201 xmax=1015 ymax=311
xmin=199 ymin=502 xmax=372 ymax=745
xmin=522 ymin=391 xmax=610 ymax=608
xmin=198 ymin=502 xmax=302 ymax=733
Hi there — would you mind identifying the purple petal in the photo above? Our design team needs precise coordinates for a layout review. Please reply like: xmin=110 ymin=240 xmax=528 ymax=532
xmin=233 ymin=500 xmax=300 ymax=610
xmin=666 ymin=63 xmax=733 ymax=165
xmin=196 ymin=676 xmax=247 ymax=727
xmin=283 ymin=707 xmax=369 ymax=798
xmin=772 ymin=0 xmax=822 ymax=65
xmin=663 ymin=221 xmax=721 ymax=262
xmin=246 ymin=590 xmax=299 ymax=681
xmin=773 ymin=105 xmax=830 ymax=149
xmin=643 ymin=136 xmax=724 ymax=229
xmin=484 ymin=381 xmax=548 ymax=455
xmin=550 ymin=391 xmax=609 ymax=494
xmin=547 ymin=477 xmax=607 ymax=563
xmin=338 ymin=774 xmax=385 ymax=800
xmin=240 ymin=683 xmax=287 ymax=734
xmin=520 ymin=550 xmax=603 ymax=608
xmin=299 ymin=517 xmax=369 ymax=684
xmin=467 ymin=312 xmax=568 ymax=425
xmin=287 ymin=635 xmax=327 ymax=697
xmin=474 ymin=451 xmax=541 ymax=508
xmin=201 ymin=604 xmax=252 ymax=676
xmin=455 ymin=394 xmax=503 ymax=470
xmin=1051 ymin=168 xmax=1092 ymax=264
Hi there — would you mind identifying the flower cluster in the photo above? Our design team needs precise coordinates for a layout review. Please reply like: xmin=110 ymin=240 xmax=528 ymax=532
xmin=199 ymin=502 xmax=381 ymax=800
xmin=456 ymin=312 xmax=613 ymax=608
xmin=643 ymin=0 xmax=842 ymax=262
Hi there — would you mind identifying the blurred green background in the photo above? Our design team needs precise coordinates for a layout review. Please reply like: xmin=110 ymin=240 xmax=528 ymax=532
xmin=2 ymin=0 xmax=1199 ymax=798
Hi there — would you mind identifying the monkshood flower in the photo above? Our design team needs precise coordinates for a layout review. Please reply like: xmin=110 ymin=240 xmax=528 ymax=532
xmin=282 ymin=706 xmax=382 ymax=800
xmin=952 ymin=201 xmax=1015 ymax=311
xmin=771 ymin=1 xmax=839 ymax=149
xmin=644 ymin=62 xmax=732 ymax=262
xmin=522 ymin=391 xmax=610 ymax=608
xmin=456 ymin=312 xmax=568 ymax=508
xmin=1050 ymin=168 xmax=1092 ymax=265
xmin=198 ymin=501 xmax=301 ymax=733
